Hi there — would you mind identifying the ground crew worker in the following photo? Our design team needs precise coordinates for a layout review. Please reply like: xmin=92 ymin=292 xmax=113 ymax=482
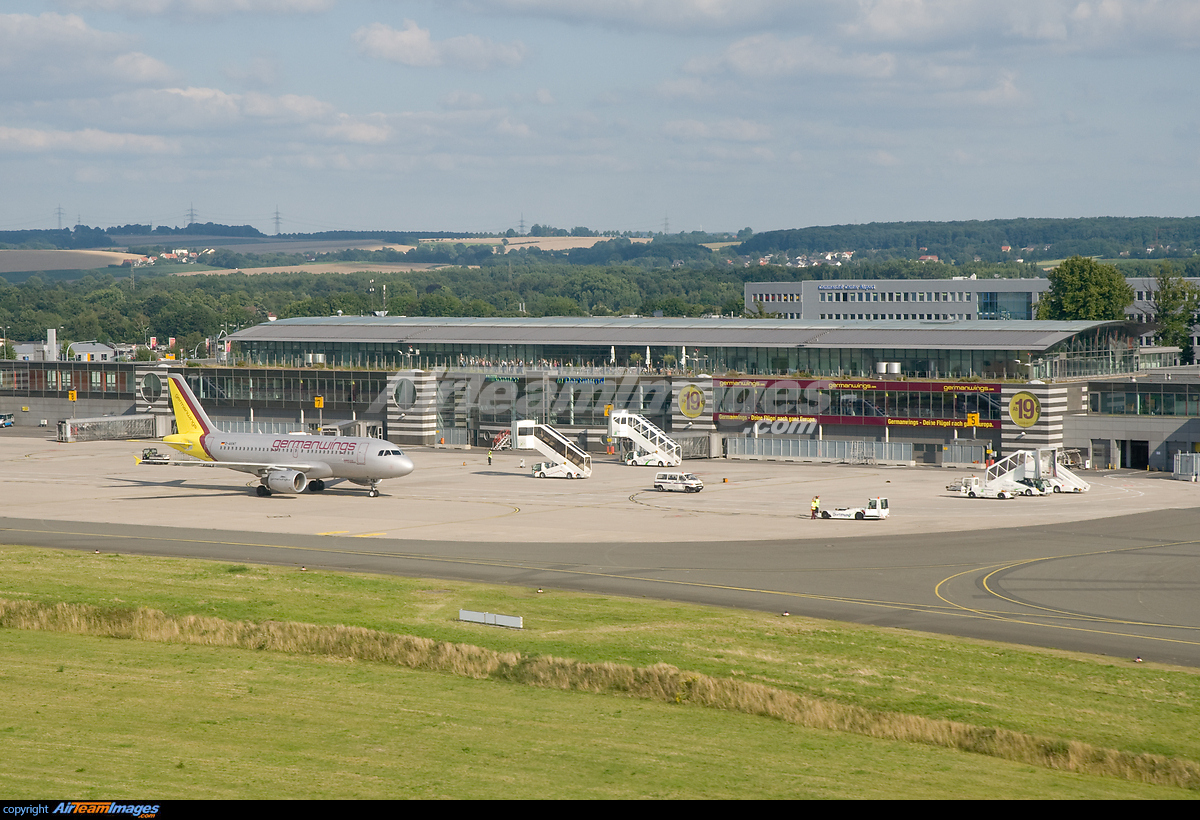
xmin=488 ymin=449 xmax=493 ymax=466
xmin=811 ymin=495 xmax=820 ymax=519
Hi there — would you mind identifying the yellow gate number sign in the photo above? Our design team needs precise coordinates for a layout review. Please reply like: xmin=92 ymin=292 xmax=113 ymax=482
xmin=966 ymin=412 xmax=980 ymax=427
xmin=68 ymin=390 xmax=77 ymax=402
xmin=679 ymin=385 xmax=705 ymax=419
xmin=314 ymin=396 xmax=324 ymax=409
xmin=1008 ymin=391 xmax=1041 ymax=428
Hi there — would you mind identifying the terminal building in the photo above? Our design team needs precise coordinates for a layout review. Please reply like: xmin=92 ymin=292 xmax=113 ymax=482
xmin=1 ymin=315 xmax=1196 ymax=471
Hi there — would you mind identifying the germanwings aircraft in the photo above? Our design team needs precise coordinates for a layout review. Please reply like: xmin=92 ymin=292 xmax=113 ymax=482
xmin=139 ymin=374 xmax=414 ymax=497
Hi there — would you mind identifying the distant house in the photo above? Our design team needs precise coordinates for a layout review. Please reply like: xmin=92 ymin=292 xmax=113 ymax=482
xmin=918 ymin=255 xmax=939 ymax=263
xmin=1001 ymin=245 xmax=1012 ymax=252
xmin=68 ymin=343 xmax=116 ymax=362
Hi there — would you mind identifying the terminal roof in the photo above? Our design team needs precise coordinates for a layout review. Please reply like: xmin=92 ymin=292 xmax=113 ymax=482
xmin=231 ymin=316 xmax=1129 ymax=351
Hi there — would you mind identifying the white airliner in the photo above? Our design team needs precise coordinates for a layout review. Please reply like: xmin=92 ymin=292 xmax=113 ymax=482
xmin=139 ymin=374 xmax=414 ymax=497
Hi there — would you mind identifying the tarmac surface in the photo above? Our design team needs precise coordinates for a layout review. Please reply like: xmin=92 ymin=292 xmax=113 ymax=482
xmin=2 ymin=431 xmax=1199 ymax=666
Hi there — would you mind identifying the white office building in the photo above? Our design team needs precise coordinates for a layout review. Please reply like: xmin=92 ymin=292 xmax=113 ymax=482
xmin=745 ymin=276 xmax=1200 ymax=347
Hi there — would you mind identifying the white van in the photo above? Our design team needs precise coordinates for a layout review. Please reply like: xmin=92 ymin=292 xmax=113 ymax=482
xmin=653 ymin=471 xmax=703 ymax=493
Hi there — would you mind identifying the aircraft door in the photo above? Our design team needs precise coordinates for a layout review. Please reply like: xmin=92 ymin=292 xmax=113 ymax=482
xmin=357 ymin=443 xmax=367 ymax=466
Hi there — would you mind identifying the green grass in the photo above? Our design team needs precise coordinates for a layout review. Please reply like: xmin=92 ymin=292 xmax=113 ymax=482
xmin=0 ymin=630 xmax=1184 ymax=799
xmin=0 ymin=545 xmax=1198 ymax=798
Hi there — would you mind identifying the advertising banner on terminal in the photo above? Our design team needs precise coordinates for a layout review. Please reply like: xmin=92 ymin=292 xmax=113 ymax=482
xmin=713 ymin=377 xmax=1002 ymax=434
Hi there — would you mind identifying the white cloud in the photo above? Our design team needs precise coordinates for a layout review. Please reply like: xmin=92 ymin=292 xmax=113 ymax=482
xmin=457 ymin=0 xmax=816 ymax=33
xmin=842 ymin=1 xmax=1200 ymax=51
xmin=316 ymin=115 xmax=392 ymax=144
xmin=53 ymin=0 xmax=334 ymax=15
xmin=353 ymin=21 xmax=527 ymax=70
xmin=0 ymin=125 xmax=178 ymax=153
xmin=0 ymin=13 xmax=175 ymax=96
xmin=689 ymin=34 xmax=896 ymax=79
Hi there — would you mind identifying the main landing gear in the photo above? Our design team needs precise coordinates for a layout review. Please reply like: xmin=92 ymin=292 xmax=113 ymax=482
xmin=307 ymin=479 xmax=326 ymax=493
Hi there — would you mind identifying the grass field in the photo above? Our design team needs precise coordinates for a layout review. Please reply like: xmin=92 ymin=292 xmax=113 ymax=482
xmin=1 ymin=546 xmax=1197 ymax=799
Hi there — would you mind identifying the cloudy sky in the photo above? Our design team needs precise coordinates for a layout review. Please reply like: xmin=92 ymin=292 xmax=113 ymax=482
xmin=2 ymin=1 xmax=1198 ymax=235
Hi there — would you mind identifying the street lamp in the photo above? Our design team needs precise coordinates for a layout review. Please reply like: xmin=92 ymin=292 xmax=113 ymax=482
xmin=65 ymin=340 xmax=98 ymax=362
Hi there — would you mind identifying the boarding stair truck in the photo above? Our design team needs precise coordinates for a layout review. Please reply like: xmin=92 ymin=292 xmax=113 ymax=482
xmin=609 ymin=410 xmax=682 ymax=467
xmin=528 ymin=423 xmax=592 ymax=479
xmin=947 ymin=475 xmax=1015 ymax=499
xmin=1037 ymin=448 xmax=1090 ymax=493
xmin=985 ymin=450 xmax=1048 ymax=496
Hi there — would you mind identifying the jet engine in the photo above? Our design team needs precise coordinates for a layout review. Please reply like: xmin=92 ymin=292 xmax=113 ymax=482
xmin=266 ymin=469 xmax=309 ymax=494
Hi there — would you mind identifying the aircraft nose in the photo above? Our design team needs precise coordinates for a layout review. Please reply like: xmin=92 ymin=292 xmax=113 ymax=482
xmin=395 ymin=456 xmax=415 ymax=477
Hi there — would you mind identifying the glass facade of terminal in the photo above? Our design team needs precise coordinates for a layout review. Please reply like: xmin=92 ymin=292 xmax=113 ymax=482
xmin=234 ymin=333 xmax=1141 ymax=380
xmin=714 ymin=378 xmax=1003 ymax=431
xmin=1089 ymin=383 xmax=1200 ymax=416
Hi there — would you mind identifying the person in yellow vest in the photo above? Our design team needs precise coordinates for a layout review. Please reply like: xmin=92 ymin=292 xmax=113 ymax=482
xmin=810 ymin=495 xmax=820 ymax=519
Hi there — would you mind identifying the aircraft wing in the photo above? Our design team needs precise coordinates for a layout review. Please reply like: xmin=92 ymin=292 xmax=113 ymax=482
xmin=136 ymin=457 xmax=320 ymax=474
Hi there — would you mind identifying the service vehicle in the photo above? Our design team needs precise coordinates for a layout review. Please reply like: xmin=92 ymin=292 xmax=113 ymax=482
xmin=1015 ymin=478 xmax=1051 ymax=496
xmin=1042 ymin=474 xmax=1084 ymax=493
xmin=140 ymin=447 xmax=171 ymax=463
xmin=653 ymin=471 xmax=704 ymax=492
xmin=0 ymin=412 xmax=13 ymax=428
xmin=626 ymin=450 xmax=672 ymax=467
xmin=820 ymin=497 xmax=890 ymax=520
xmin=947 ymin=475 xmax=1014 ymax=499
xmin=531 ymin=460 xmax=587 ymax=479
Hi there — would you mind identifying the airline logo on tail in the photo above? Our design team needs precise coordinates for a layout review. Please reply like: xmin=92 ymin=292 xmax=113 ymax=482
xmin=164 ymin=375 xmax=215 ymax=461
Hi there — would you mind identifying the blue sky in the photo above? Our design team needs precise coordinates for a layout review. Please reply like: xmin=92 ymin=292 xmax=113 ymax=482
xmin=2 ymin=1 xmax=1198 ymax=236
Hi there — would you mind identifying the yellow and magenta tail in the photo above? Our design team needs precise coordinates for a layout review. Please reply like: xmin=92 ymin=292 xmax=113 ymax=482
xmin=163 ymin=375 xmax=215 ymax=461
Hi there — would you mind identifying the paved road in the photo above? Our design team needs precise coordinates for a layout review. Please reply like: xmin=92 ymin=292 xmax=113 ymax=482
xmin=4 ymin=508 xmax=1198 ymax=667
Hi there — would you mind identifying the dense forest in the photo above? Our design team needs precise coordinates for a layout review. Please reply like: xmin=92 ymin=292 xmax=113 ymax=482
xmin=739 ymin=217 xmax=1200 ymax=263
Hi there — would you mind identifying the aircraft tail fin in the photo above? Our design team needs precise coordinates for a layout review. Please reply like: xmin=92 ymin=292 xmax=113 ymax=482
xmin=164 ymin=374 xmax=215 ymax=461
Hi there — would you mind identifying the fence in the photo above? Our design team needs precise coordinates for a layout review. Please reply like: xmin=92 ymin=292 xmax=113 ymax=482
xmin=1174 ymin=452 xmax=1200 ymax=482
xmin=944 ymin=442 xmax=987 ymax=466
xmin=57 ymin=414 xmax=157 ymax=443
xmin=726 ymin=437 xmax=913 ymax=465
xmin=437 ymin=427 xmax=471 ymax=447
xmin=675 ymin=434 xmax=713 ymax=459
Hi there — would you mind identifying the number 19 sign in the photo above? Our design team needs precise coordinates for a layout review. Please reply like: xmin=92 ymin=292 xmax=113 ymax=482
xmin=1008 ymin=391 xmax=1041 ymax=428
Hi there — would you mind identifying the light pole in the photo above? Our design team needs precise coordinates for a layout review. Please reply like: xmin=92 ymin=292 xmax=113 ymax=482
xmin=65 ymin=340 xmax=98 ymax=363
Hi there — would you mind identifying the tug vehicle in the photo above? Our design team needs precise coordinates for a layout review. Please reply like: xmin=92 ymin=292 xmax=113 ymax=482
xmin=820 ymin=497 xmax=890 ymax=520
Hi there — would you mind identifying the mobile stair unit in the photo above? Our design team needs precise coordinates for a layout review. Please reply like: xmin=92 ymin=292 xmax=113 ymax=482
xmin=609 ymin=410 xmax=682 ymax=467
xmin=985 ymin=450 xmax=1044 ymax=495
xmin=1038 ymin=448 xmax=1090 ymax=492
xmin=984 ymin=448 xmax=1090 ymax=495
xmin=528 ymin=423 xmax=592 ymax=479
